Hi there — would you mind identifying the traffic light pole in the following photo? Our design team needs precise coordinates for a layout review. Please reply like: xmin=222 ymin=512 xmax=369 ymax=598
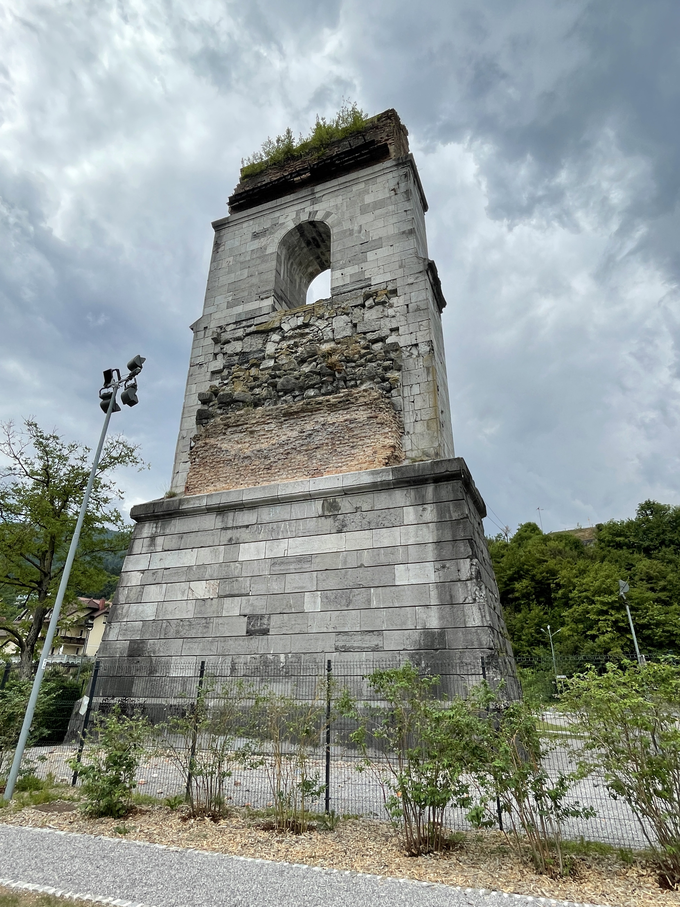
xmin=4 ymin=382 xmax=120 ymax=801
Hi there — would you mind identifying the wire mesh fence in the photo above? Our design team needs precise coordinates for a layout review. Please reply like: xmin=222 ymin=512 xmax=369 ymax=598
xmin=2 ymin=654 xmax=670 ymax=851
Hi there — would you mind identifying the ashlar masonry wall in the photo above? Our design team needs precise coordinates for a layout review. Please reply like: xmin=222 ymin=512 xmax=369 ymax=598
xmin=101 ymin=459 xmax=517 ymax=698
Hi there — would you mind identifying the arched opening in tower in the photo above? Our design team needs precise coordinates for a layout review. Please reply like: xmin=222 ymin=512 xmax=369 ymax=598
xmin=275 ymin=221 xmax=331 ymax=309
xmin=306 ymin=268 xmax=331 ymax=304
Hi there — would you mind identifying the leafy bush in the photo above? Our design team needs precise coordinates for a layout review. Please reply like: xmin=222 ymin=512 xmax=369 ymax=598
xmin=14 ymin=774 xmax=43 ymax=792
xmin=241 ymin=102 xmax=369 ymax=178
xmin=339 ymin=664 xmax=476 ymax=855
xmin=68 ymin=704 xmax=149 ymax=818
xmin=158 ymin=677 xmax=256 ymax=818
xmin=0 ymin=666 xmax=87 ymax=787
xmin=34 ymin=670 xmax=83 ymax=745
xmin=0 ymin=679 xmax=32 ymax=781
xmin=517 ymin=665 xmax=560 ymax=705
xmin=251 ymin=684 xmax=327 ymax=832
xmin=563 ymin=660 xmax=680 ymax=889
xmin=340 ymin=666 xmax=593 ymax=871
xmin=463 ymin=684 xmax=595 ymax=876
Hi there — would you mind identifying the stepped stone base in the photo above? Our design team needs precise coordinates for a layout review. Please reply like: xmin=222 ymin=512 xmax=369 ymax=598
xmin=98 ymin=458 xmax=518 ymax=699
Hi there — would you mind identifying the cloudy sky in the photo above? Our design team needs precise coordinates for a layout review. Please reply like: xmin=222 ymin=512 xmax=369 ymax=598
xmin=1 ymin=0 xmax=678 ymax=536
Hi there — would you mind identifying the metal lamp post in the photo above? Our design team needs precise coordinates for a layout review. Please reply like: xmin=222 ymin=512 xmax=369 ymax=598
xmin=3 ymin=356 xmax=145 ymax=802
xmin=618 ymin=580 xmax=644 ymax=666
xmin=542 ymin=624 xmax=562 ymax=690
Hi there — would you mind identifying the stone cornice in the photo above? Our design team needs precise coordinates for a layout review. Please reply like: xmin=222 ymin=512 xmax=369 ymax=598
xmin=131 ymin=457 xmax=486 ymax=522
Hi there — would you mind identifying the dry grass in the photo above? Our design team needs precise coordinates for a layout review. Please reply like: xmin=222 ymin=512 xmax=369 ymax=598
xmin=0 ymin=888 xmax=82 ymax=906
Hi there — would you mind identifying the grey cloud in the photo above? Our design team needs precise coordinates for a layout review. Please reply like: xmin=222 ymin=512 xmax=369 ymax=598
xmin=342 ymin=1 xmax=679 ymax=253
xmin=0 ymin=0 xmax=677 ymax=534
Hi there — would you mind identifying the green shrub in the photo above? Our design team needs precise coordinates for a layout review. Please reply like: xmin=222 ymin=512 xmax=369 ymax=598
xmin=68 ymin=704 xmax=149 ymax=818
xmin=341 ymin=667 xmax=593 ymax=871
xmin=563 ymin=660 xmax=680 ymax=889
xmin=517 ymin=666 xmax=559 ymax=706
xmin=14 ymin=774 xmax=43 ymax=792
xmin=0 ymin=667 xmax=84 ymax=781
xmin=34 ymin=670 xmax=82 ymax=745
xmin=240 ymin=102 xmax=369 ymax=178
xmin=318 ymin=808 xmax=340 ymax=831
xmin=0 ymin=680 xmax=32 ymax=781
xmin=463 ymin=684 xmax=595 ymax=876
xmin=158 ymin=677 xmax=256 ymax=818
xmin=339 ymin=664 xmax=476 ymax=855
xmin=250 ymin=683 xmax=327 ymax=832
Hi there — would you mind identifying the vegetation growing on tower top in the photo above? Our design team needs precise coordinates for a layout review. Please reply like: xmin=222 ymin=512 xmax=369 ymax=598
xmin=240 ymin=102 xmax=370 ymax=179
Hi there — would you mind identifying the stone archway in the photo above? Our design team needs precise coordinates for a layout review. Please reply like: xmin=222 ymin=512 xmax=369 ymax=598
xmin=274 ymin=221 xmax=331 ymax=309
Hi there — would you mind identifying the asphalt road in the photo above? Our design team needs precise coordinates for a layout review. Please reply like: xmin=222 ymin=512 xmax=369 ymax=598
xmin=0 ymin=824 xmax=605 ymax=907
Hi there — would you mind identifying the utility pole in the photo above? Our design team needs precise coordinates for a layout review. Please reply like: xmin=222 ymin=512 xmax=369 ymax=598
xmin=3 ymin=356 xmax=145 ymax=802
xmin=536 ymin=508 xmax=544 ymax=532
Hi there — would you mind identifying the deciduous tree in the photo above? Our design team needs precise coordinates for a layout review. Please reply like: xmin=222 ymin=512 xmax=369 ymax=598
xmin=489 ymin=501 xmax=680 ymax=661
xmin=0 ymin=419 xmax=143 ymax=678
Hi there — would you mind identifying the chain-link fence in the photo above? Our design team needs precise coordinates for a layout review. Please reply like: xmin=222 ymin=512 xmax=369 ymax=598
xmin=2 ymin=654 xmax=670 ymax=850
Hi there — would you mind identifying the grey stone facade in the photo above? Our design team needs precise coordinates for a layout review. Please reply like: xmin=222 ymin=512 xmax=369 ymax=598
xmin=101 ymin=459 xmax=515 ymax=695
xmin=98 ymin=110 xmax=517 ymax=694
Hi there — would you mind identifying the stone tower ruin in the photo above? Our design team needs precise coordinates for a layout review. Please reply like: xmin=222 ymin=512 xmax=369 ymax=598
xmin=98 ymin=110 xmax=517 ymax=694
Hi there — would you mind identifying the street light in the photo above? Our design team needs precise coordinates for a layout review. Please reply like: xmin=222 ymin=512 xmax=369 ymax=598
xmin=542 ymin=624 xmax=562 ymax=690
xmin=618 ymin=580 xmax=644 ymax=666
xmin=3 ymin=355 xmax=146 ymax=802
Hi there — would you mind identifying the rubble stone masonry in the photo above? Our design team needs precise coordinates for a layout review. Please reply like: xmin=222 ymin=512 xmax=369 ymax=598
xmin=185 ymin=289 xmax=408 ymax=493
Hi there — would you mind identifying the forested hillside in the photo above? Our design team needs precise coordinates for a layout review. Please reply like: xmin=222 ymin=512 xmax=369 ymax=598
xmin=488 ymin=501 xmax=680 ymax=661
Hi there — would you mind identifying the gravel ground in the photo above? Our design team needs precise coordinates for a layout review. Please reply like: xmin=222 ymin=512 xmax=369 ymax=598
xmin=28 ymin=745 xmax=649 ymax=850
xmin=2 ymin=801 xmax=677 ymax=907
xmin=0 ymin=823 xmax=615 ymax=907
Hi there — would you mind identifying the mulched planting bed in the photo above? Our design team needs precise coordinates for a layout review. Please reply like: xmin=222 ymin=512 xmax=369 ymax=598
xmin=2 ymin=801 xmax=679 ymax=907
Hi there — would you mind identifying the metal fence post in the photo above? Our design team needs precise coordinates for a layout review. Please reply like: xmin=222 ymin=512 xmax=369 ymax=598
xmin=71 ymin=661 xmax=100 ymax=786
xmin=186 ymin=660 xmax=206 ymax=801
xmin=481 ymin=656 xmax=504 ymax=832
xmin=324 ymin=659 xmax=332 ymax=815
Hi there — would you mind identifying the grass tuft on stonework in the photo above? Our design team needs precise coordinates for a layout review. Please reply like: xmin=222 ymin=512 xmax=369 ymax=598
xmin=240 ymin=102 xmax=370 ymax=179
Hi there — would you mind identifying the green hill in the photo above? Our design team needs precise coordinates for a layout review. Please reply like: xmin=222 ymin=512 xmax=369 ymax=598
xmin=489 ymin=501 xmax=680 ymax=662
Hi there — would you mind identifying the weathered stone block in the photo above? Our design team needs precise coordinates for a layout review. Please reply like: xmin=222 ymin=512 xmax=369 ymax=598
xmin=334 ymin=630 xmax=384 ymax=652
xmin=320 ymin=588 xmax=372 ymax=611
